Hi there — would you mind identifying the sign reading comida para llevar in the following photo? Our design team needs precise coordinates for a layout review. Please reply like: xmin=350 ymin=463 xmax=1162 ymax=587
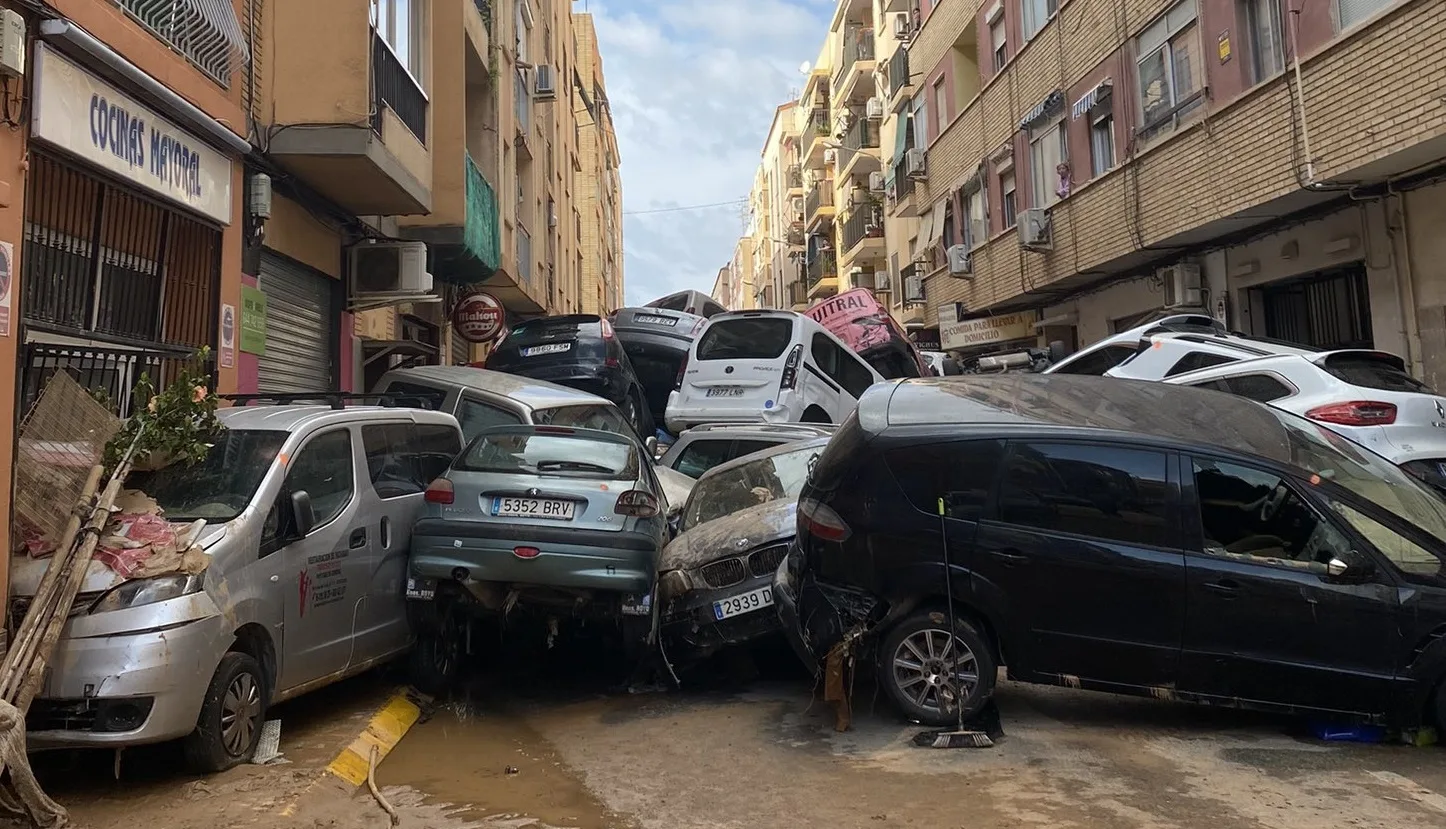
xmin=30 ymin=43 xmax=233 ymax=225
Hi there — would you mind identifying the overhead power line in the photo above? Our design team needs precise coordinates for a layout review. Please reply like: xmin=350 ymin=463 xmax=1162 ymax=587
xmin=624 ymin=198 xmax=748 ymax=216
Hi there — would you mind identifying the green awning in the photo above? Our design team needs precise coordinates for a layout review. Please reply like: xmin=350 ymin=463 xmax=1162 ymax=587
xmin=891 ymin=113 xmax=910 ymax=166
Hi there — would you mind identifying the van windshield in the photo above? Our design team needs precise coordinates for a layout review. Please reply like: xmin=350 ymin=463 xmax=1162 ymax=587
xmin=127 ymin=429 xmax=287 ymax=522
xmin=696 ymin=318 xmax=793 ymax=361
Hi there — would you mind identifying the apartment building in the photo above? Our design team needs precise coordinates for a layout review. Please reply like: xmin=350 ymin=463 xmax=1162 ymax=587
xmin=575 ymin=13 xmax=624 ymax=315
xmin=895 ymin=0 xmax=1445 ymax=375
xmin=749 ymin=102 xmax=806 ymax=312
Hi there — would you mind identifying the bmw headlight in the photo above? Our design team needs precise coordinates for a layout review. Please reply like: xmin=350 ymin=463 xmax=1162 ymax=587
xmin=91 ymin=574 xmax=205 ymax=614
xmin=656 ymin=570 xmax=692 ymax=604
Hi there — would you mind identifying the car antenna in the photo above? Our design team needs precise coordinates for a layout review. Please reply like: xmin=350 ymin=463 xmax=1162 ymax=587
xmin=915 ymin=496 xmax=995 ymax=750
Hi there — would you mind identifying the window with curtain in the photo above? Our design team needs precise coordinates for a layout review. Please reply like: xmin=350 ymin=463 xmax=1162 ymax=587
xmin=1029 ymin=117 xmax=1067 ymax=207
xmin=1021 ymin=0 xmax=1059 ymax=41
xmin=1337 ymin=0 xmax=1395 ymax=29
xmin=1245 ymin=0 xmax=1285 ymax=82
xmin=990 ymin=19 xmax=1008 ymax=70
xmin=1090 ymin=110 xmax=1115 ymax=177
xmin=1136 ymin=0 xmax=1202 ymax=136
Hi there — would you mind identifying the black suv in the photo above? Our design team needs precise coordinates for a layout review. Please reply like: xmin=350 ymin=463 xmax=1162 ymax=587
xmin=775 ymin=375 xmax=1446 ymax=731
xmin=486 ymin=314 xmax=653 ymax=439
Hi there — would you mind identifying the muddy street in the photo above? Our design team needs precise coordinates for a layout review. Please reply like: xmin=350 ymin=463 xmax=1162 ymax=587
xmin=20 ymin=637 xmax=1446 ymax=829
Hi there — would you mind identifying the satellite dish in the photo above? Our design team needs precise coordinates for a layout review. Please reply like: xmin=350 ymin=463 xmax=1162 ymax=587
xmin=798 ymin=61 xmax=811 ymax=75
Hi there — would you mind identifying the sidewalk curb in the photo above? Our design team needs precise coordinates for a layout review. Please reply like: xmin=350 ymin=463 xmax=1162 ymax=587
xmin=278 ymin=688 xmax=425 ymax=817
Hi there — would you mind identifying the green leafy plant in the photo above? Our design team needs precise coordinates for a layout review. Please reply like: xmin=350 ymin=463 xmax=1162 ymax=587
xmin=103 ymin=347 xmax=222 ymax=473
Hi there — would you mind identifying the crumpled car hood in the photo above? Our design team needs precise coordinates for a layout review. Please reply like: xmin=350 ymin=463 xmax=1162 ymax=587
xmin=661 ymin=498 xmax=796 ymax=572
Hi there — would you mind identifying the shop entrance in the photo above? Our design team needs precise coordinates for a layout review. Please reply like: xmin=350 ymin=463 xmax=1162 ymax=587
xmin=1256 ymin=264 xmax=1372 ymax=350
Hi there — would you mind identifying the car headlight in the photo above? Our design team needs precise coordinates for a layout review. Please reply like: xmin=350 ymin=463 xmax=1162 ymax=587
xmin=656 ymin=570 xmax=692 ymax=604
xmin=91 ymin=574 xmax=205 ymax=614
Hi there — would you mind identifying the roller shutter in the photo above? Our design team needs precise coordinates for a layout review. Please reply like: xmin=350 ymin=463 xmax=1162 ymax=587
xmin=257 ymin=252 xmax=335 ymax=393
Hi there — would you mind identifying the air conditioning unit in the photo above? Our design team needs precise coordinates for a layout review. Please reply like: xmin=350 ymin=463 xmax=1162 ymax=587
xmin=792 ymin=196 xmax=805 ymax=214
xmin=1160 ymin=263 xmax=1204 ymax=308
xmin=868 ymin=171 xmax=885 ymax=192
xmin=1017 ymin=208 xmax=1053 ymax=251
xmin=534 ymin=64 xmax=557 ymax=100
xmin=905 ymin=148 xmax=927 ymax=179
xmin=823 ymin=148 xmax=837 ymax=165
xmin=904 ymin=273 xmax=925 ymax=303
xmin=850 ymin=266 xmax=873 ymax=289
xmin=865 ymin=98 xmax=884 ymax=120
xmin=873 ymin=270 xmax=890 ymax=292
xmin=946 ymin=244 xmax=972 ymax=277
xmin=548 ymin=203 xmax=559 ymax=228
xmin=349 ymin=241 xmax=433 ymax=296
xmin=969 ymin=219 xmax=989 ymax=248
xmin=892 ymin=13 xmax=913 ymax=40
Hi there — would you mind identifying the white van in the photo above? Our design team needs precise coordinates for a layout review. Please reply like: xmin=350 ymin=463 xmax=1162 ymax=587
xmin=665 ymin=310 xmax=883 ymax=432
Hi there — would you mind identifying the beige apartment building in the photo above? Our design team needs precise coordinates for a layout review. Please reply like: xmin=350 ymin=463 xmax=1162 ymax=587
xmin=575 ymin=14 xmax=625 ymax=315
xmin=893 ymin=0 xmax=1446 ymax=375
xmin=743 ymin=103 xmax=806 ymax=311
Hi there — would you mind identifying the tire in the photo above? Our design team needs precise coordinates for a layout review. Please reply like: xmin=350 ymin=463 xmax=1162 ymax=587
xmin=876 ymin=609 xmax=997 ymax=727
xmin=410 ymin=604 xmax=461 ymax=697
xmin=800 ymin=406 xmax=831 ymax=424
xmin=183 ymin=652 xmax=267 ymax=774
xmin=622 ymin=394 xmax=645 ymax=438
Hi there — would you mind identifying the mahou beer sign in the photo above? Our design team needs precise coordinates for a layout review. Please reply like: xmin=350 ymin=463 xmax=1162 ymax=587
xmin=452 ymin=292 xmax=505 ymax=343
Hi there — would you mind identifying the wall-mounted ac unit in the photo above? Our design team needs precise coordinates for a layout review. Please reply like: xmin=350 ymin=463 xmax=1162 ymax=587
xmin=1160 ymin=263 xmax=1204 ymax=308
xmin=905 ymin=148 xmax=927 ymax=179
xmin=534 ymin=64 xmax=557 ymax=100
xmin=873 ymin=270 xmax=890 ymax=292
xmin=946 ymin=244 xmax=972 ymax=277
xmin=823 ymin=148 xmax=837 ymax=165
xmin=792 ymin=196 xmax=805 ymax=214
xmin=904 ymin=273 xmax=925 ymax=303
xmin=868 ymin=171 xmax=885 ymax=192
xmin=850 ymin=266 xmax=873 ymax=289
xmin=865 ymin=98 xmax=884 ymax=120
xmin=892 ymin=12 xmax=913 ymax=40
xmin=349 ymin=241 xmax=433 ymax=298
xmin=1017 ymin=208 xmax=1053 ymax=252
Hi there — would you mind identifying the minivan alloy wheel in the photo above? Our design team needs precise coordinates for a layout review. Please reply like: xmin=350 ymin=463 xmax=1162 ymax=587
xmin=892 ymin=629 xmax=979 ymax=713
xmin=221 ymin=672 xmax=262 ymax=757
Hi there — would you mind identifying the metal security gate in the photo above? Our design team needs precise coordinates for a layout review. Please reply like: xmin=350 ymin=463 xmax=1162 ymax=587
xmin=256 ymin=251 xmax=335 ymax=393
xmin=1260 ymin=264 xmax=1372 ymax=351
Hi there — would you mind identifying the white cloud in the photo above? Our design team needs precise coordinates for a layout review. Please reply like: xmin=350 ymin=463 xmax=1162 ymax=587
xmin=589 ymin=0 xmax=829 ymax=305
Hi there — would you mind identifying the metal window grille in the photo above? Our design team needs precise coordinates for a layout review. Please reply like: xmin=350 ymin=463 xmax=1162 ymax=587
xmin=116 ymin=0 xmax=249 ymax=86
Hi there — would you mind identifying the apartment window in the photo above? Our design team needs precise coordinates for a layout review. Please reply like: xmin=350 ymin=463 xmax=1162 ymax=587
xmin=1337 ymin=0 xmax=1394 ymax=29
xmin=1001 ymin=166 xmax=1017 ymax=229
xmin=516 ymin=0 xmax=534 ymax=64
xmin=911 ymin=94 xmax=929 ymax=151
xmin=964 ymin=187 xmax=985 ymax=247
xmin=990 ymin=19 xmax=1008 ymax=71
xmin=1029 ymin=117 xmax=1067 ymax=207
xmin=933 ymin=78 xmax=949 ymax=131
xmin=1136 ymin=0 xmax=1202 ymax=136
xmin=1022 ymin=0 xmax=1059 ymax=40
xmin=1245 ymin=0 xmax=1285 ymax=82
xmin=1090 ymin=111 xmax=1115 ymax=176
xmin=371 ymin=0 xmax=425 ymax=79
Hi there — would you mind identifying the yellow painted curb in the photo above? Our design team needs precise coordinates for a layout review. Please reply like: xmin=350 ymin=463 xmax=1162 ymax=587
xmin=278 ymin=689 xmax=423 ymax=817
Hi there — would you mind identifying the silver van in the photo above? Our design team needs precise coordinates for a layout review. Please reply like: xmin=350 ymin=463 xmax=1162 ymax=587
xmin=374 ymin=365 xmax=657 ymax=453
xmin=14 ymin=402 xmax=463 ymax=772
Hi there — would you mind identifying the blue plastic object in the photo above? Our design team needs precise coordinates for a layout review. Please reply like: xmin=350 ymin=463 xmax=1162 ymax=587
xmin=1308 ymin=721 xmax=1386 ymax=743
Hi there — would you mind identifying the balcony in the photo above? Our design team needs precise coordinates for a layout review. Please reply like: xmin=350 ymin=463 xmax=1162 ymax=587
xmin=807 ymin=249 xmax=838 ymax=300
xmin=802 ymin=107 xmax=831 ymax=168
xmin=888 ymin=45 xmax=911 ymax=111
xmin=888 ymin=152 xmax=925 ymax=217
xmin=838 ymin=117 xmax=881 ymax=184
xmin=840 ymin=205 xmax=886 ymax=264
xmin=399 ymin=153 xmax=521 ymax=292
xmin=805 ymin=181 xmax=835 ymax=228
xmin=833 ymin=28 xmax=876 ymax=103
xmin=264 ymin=2 xmax=431 ymax=216
xmin=786 ymin=164 xmax=804 ymax=194
xmin=788 ymin=279 xmax=809 ymax=310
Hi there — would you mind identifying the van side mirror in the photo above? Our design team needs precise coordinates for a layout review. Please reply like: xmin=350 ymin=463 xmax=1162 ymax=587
xmin=291 ymin=491 xmax=316 ymax=537
xmin=1325 ymin=551 xmax=1375 ymax=584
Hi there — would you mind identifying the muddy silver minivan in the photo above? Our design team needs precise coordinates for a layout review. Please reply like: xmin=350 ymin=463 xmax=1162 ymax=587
xmin=14 ymin=402 xmax=463 ymax=771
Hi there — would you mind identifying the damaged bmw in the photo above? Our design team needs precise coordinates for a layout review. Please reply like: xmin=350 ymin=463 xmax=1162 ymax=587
xmin=657 ymin=437 xmax=830 ymax=664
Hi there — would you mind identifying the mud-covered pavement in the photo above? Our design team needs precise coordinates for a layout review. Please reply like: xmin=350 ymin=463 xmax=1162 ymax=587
xmin=15 ymin=638 xmax=1446 ymax=829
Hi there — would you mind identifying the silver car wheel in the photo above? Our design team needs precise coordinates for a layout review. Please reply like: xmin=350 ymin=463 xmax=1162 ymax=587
xmin=891 ymin=628 xmax=979 ymax=715
xmin=220 ymin=671 xmax=261 ymax=757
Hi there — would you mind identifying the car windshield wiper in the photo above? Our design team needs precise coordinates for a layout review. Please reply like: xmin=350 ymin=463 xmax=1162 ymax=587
xmin=536 ymin=460 xmax=616 ymax=473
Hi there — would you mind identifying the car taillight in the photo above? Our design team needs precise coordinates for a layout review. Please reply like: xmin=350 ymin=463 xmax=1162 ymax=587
xmin=799 ymin=497 xmax=850 ymax=542
xmin=780 ymin=343 xmax=804 ymax=391
xmin=606 ymin=356 xmax=620 ymax=368
xmin=1306 ymin=401 xmax=1398 ymax=426
xmin=674 ymin=353 xmax=689 ymax=390
xmin=424 ymin=478 xmax=455 ymax=505
xmin=614 ymin=490 xmax=659 ymax=518
xmin=600 ymin=318 xmax=615 ymax=340
xmin=690 ymin=319 xmax=707 ymax=335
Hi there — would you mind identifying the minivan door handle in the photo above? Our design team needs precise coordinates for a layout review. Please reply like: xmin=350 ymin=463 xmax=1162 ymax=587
xmin=349 ymin=528 xmax=368 ymax=549
xmin=988 ymin=550 xmax=1029 ymax=565
xmin=1202 ymin=579 xmax=1239 ymax=597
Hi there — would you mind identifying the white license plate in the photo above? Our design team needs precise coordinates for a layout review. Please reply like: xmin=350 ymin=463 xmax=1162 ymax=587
xmin=522 ymin=342 xmax=571 ymax=357
xmin=491 ymin=496 xmax=576 ymax=520
xmin=713 ymin=585 xmax=773 ymax=620
xmin=706 ymin=386 xmax=745 ymax=398
xmin=635 ymin=314 xmax=677 ymax=327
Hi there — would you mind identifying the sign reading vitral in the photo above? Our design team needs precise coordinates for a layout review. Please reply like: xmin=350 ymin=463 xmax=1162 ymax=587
xmin=940 ymin=305 xmax=1036 ymax=351
xmin=30 ymin=43 xmax=234 ymax=224
xmin=452 ymin=292 xmax=505 ymax=343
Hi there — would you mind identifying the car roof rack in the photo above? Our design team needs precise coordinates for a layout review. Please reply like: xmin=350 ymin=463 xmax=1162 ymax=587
xmin=220 ymin=392 xmax=438 ymax=410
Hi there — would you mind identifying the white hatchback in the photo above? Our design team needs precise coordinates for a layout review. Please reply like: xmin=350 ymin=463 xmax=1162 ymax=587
xmin=665 ymin=310 xmax=883 ymax=433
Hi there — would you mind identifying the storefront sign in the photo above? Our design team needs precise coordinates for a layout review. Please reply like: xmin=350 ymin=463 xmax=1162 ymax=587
xmin=30 ymin=43 xmax=234 ymax=225
xmin=909 ymin=328 xmax=941 ymax=351
xmin=240 ymin=285 xmax=267 ymax=355
xmin=219 ymin=303 xmax=237 ymax=369
xmin=0 ymin=241 xmax=11 ymax=337
xmin=452 ymin=292 xmax=505 ymax=343
xmin=940 ymin=308 xmax=1036 ymax=351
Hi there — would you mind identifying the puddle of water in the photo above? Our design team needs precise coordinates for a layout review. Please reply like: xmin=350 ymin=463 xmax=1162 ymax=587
xmin=378 ymin=705 xmax=633 ymax=829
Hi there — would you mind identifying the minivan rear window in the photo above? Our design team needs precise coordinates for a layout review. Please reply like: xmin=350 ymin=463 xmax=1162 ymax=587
xmin=696 ymin=318 xmax=794 ymax=361
xmin=1322 ymin=354 xmax=1431 ymax=393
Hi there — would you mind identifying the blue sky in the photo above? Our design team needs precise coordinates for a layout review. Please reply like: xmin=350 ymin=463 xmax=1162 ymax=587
xmin=587 ymin=0 xmax=834 ymax=305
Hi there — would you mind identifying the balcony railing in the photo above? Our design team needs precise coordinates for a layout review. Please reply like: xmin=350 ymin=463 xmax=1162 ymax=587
xmin=464 ymin=153 xmax=501 ymax=271
xmin=116 ymin=0 xmax=248 ymax=86
xmin=786 ymin=164 xmax=803 ymax=189
xmin=842 ymin=206 xmax=884 ymax=252
xmin=807 ymin=107 xmax=830 ymax=137
xmin=843 ymin=117 xmax=880 ymax=152
xmin=891 ymin=155 xmax=917 ymax=203
xmin=805 ymin=182 xmax=833 ymax=219
xmin=888 ymin=46 xmax=910 ymax=99
xmin=372 ymin=34 xmax=427 ymax=141
xmin=788 ymin=280 xmax=808 ymax=306
xmin=518 ymin=226 xmax=533 ymax=287
xmin=835 ymin=29 xmax=876 ymax=83
xmin=807 ymin=250 xmax=837 ymax=287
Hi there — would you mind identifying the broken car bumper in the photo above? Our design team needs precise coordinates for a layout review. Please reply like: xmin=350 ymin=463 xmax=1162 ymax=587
xmin=660 ymin=572 xmax=783 ymax=660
